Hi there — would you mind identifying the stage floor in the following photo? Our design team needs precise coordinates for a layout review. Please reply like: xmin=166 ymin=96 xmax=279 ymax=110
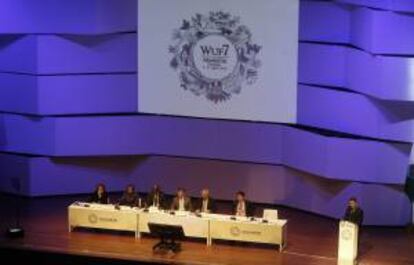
xmin=0 ymin=194 xmax=413 ymax=265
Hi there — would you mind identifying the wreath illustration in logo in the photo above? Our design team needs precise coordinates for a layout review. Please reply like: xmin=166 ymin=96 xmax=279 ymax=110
xmin=169 ymin=11 xmax=262 ymax=103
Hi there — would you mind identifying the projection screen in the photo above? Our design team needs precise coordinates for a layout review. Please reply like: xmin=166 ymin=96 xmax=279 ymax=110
xmin=138 ymin=0 xmax=299 ymax=123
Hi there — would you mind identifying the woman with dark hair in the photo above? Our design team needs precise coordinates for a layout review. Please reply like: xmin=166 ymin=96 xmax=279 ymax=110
xmin=88 ymin=183 xmax=109 ymax=204
xmin=146 ymin=184 xmax=165 ymax=209
xmin=119 ymin=184 xmax=140 ymax=207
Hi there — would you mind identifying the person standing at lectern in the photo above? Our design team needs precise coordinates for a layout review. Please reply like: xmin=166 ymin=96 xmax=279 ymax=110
xmin=171 ymin=188 xmax=192 ymax=211
xmin=195 ymin=188 xmax=216 ymax=213
xmin=146 ymin=184 xmax=164 ymax=209
xmin=119 ymin=184 xmax=140 ymax=207
xmin=88 ymin=183 xmax=109 ymax=204
xmin=234 ymin=191 xmax=252 ymax=217
xmin=343 ymin=197 xmax=364 ymax=226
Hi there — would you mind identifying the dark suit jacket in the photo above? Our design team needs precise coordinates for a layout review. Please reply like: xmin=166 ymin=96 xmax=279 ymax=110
xmin=88 ymin=192 xmax=109 ymax=204
xmin=195 ymin=198 xmax=217 ymax=213
xmin=170 ymin=196 xmax=192 ymax=211
xmin=343 ymin=206 xmax=364 ymax=226
xmin=119 ymin=192 xmax=139 ymax=207
xmin=146 ymin=191 xmax=165 ymax=208
xmin=233 ymin=200 xmax=254 ymax=217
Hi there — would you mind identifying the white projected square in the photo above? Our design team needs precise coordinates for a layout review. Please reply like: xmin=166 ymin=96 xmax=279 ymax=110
xmin=138 ymin=0 xmax=299 ymax=123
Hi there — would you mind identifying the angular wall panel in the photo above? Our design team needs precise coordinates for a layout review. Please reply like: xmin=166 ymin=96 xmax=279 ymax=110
xmin=301 ymin=1 xmax=414 ymax=54
xmin=1 ymin=39 xmax=413 ymax=143
xmin=1 ymin=70 xmax=413 ymax=143
xmin=0 ymin=0 xmax=136 ymax=34
xmin=38 ymin=74 xmax=136 ymax=115
xmin=300 ymin=1 xmax=351 ymax=44
xmin=299 ymin=43 xmax=414 ymax=101
xmin=298 ymin=85 xmax=414 ymax=142
xmin=0 ymin=113 xmax=409 ymax=184
xmin=0 ymin=35 xmax=37 ymax=73
xmin=337 ymin=0 xmax=414 ymax=13
xmin=0 ymin=34 xmax=136 ymax=74
xmin=0 ymin=73 xmax=38 ymax=114
xmin=0 ymin=73 xmax=136 ymax=115
xmin=0 ymin=114 xmax=54 ymax=155
xmin=351 ymin=7 xmax=414 ymax=55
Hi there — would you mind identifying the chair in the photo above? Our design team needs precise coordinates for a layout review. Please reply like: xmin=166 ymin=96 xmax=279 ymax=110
xmin=148 ymin=223 xmax=184 ymax=253
xmin=263 ymin=209 xmax=278 ymax=220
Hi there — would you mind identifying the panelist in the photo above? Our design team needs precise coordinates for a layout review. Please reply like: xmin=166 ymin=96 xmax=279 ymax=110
xmin=146 ymin=184 xmax=164 ymax=209
xmin=171 ymin=188 xmax=192 ymax=211
xmin=343 ymin=197 xmax=364 ymax=226
xmin=88 ymin=183 xmax=109 ymax=204
xmin=195 ymin=188 xmax=216 ymax=213
xmin=119 ymin=184 xmax=140 ymax=207
xmin=233 ymin=191 xmax=252 ymax=217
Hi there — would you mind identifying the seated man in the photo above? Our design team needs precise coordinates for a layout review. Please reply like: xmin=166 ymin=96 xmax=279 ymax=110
xmin=88 ymin=183 xmax=109 ymax=204
xmin=171 ymin=188 xmax=192 ymax=211
xmin=195 ymin=188 xmax=216 ymax=213
xmin=119 ymin=184 xmax=140 ymax=207
xmin=146 ymin=184 xmax=165 ymax=209
xmin=343 ymin=197 xmax=364 ymax=226
xmin=233 ymin=191 xmax=253 ymax=217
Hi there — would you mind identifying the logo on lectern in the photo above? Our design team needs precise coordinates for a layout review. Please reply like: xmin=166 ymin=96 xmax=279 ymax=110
xmin=341 ymin=228 xmax=352 ymax=241
xmin=169 ymin=11 xmax=261 ymax=103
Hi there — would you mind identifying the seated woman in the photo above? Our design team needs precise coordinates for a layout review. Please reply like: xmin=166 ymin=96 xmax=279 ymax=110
xmin=88 ymin=183 xmax=109 ymax=204
xmin=146 ymin=184 xmax=165 ymax=209
xmin=119 ymin=184 xmax=140 ymax=207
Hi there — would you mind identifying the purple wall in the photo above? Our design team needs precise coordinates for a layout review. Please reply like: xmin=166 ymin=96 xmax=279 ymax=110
xmin=299 ymin=43 xmax=414 ymax=102
xmin=0 ymin=0 xmax=413 ymax=225
xmin=0 ymin=0 xmax=136 ymax=34
xmin=301 ymin=1 xmax=414 ymax=54
xmin=0 ymin=113 xmax=409 ymax=184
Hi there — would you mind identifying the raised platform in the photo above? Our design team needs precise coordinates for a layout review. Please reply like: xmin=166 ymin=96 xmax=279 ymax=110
xmin=0 ymin=194 xmax=413 ymax=265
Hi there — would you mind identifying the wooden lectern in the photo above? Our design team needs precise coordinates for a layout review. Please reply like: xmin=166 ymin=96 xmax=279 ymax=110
xmin=337 ymin=220 xmax=358 ymax=265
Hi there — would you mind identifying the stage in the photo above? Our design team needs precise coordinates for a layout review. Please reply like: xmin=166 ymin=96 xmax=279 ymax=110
xmin=0 ymin=194 xmax=413 ymax=265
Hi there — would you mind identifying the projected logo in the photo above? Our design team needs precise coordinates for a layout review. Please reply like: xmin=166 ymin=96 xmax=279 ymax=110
xmin=169 ymin=11 xmax=262 ymax=103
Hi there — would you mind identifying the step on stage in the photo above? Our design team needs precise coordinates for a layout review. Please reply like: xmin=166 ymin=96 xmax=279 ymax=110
xmin=0 ymin=194 xmax=413 ymax=265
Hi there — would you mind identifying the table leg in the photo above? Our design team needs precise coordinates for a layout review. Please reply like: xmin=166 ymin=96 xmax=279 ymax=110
xmin=207 ymin=236 xmax=212 ymax=246
xmin=279 ymin=238 xmax=287 ymax=252
xmin=280 ymin=224 xmax=287 ymax=252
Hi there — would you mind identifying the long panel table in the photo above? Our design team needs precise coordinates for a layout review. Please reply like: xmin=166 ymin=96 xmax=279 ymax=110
xmin=208 ymin=214 xmax=287 ymax=251
xmin=68 ymin=202 xmax=140 ymax=238
xmin=68 ymin=202 xmax=287 ymax=250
